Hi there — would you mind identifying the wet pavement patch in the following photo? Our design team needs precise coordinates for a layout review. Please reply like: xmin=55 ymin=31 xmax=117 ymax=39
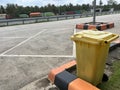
xmin=35 ymin=78 xmax=50 ymax=88
xmin=35 ymin=77 xmax=59 ymax=90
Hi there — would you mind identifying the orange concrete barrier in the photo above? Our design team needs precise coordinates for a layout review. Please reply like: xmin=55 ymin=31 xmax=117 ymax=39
xmin=76 ymin=22 xmax=114 ymax=31
xmin=68 ymin=78 xmax=100 ymax=90
xmin=48 ymin=67 xmax=65 ymax=83
xmin=48 ymin=60 xmax=76 ymax=83
xmin=100 ymin=24 xmax=107 ymax=30
xmin=108 ymin=22 xmax=114 ymax=28
xmin=88 ymin=25 xmax=96 ymax=30
xmin=76 ymin=24 xmax=84 ymax=29
xmin=48 ymin=60 xmax=100 ymax=90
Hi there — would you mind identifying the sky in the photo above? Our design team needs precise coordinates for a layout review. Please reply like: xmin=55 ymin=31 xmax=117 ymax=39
xmin=0 ymin=0 xmax=120 ymax=7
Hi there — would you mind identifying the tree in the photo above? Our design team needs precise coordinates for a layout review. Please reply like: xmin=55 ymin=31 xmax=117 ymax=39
xmin=99 ymin=0 xmax=103 ymax=6
xmin=0 ymin=5 xmax=5 ymax=14
xmin=34 ymin=6 xmax=40 ymax=12
xmin=107 ymin=0 xmax=117 ymax=5
xmin=81 ymin=4 xmax=90 ymax=11
xmin=50 ymin=4 xmax=58 ymax=14
xmin=24 ymin=6 xmax=31 ymax=14
xmin=6 ymin=4 xmax=18 ymax=17
xmin=68 ymin=3 xmax=74 ymax=11
xmin=3 ymin=2 xmax=120 ymax=19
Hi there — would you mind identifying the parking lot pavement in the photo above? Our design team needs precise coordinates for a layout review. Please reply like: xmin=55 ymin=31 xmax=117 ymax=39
xmin=3 ymin=28 xmax=73 ymax=55
xmin=0 ymin=56 xmax=74 ymax=90
xmin=0 ymin=14 xmax=120 ymax=90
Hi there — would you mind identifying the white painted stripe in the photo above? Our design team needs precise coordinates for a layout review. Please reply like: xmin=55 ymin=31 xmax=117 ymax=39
xmin=1 ymin=29 xmax=46 ymax=55
xmin=73 ymin=28 xmax=77 ymax=34
xmin=73 ymin=28 xmax=76 ymax=57
xmin=0 ymin=55 xmax=73 ymax=58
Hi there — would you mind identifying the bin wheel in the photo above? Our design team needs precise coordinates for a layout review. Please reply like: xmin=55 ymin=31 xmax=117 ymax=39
xmin=102 ymin=73 xmax=109 ymax=82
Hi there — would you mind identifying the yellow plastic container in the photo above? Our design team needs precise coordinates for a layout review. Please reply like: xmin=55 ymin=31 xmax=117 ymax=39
xmin=71 ymin=30 xmax=119 ymax=85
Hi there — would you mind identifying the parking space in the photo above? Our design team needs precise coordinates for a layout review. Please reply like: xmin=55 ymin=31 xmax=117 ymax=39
xmin=2 ymin=28 xmax=73 ymax=55
xmin=0 ymin=38 xmax=26 ymax=54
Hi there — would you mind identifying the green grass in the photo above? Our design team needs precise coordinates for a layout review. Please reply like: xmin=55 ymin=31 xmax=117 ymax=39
xmin=98 ymin=61 xmax=120 ymax=90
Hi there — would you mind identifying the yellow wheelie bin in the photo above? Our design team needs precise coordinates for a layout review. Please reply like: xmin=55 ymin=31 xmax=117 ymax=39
xmin=71 ymin=30 xmax=119 ymax=85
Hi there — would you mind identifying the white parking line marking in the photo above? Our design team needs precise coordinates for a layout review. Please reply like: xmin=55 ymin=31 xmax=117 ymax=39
xmin=73 ymin=28 xmax=76 ymax=57
xmin=0 ymin=29 xmax=47 ymax=55
xmin=0 ymin=55 xmax=74 ymax=58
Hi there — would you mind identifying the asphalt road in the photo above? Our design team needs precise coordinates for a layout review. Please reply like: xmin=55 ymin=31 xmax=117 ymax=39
xmin=0 ymin=14 xmax=120 ymax=90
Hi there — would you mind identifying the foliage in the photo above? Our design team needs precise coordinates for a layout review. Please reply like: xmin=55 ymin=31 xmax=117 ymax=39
xmin=99 ymin=0 xmax=103 ymax=6
xmin=107 ymin=0 xmax=118 ymax=5
xmin=6 ymin=4 xmax=18 ymax=17
xmin=0 ymin=1 xmax=120 ymax=18
xmin=0 ymin=5 xmax=5 ymax=13
xmin=98 ymin=61 xmax=120 ymax=90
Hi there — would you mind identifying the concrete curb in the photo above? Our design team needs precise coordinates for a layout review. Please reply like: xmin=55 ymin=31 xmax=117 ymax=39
xmin=76 ymin=22 xmax=114 ymax=30
xmin=48 ymin=60 xmax=99 ymax=90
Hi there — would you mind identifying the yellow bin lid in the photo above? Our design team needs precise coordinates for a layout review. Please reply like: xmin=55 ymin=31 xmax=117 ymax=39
xmin=71 ymin=30 xmax=119 ymax=45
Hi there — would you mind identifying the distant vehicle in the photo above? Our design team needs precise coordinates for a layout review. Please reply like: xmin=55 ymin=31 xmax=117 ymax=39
xmin=42 ymin=12 xmax=55 ymax=17
xmin=74 ymin=10 xmax=81 ymax=14
xmin=29 ymin=12 xmax=41 ymax=17
xmin=62 ymin=10 xmax=81 ymax=15
xmin=66 ymin=11 xmax=75 ymax=15
xmin=6 ymin=14 xmax=13 ymax=19
xmin=19 ymin=14 xmax=29 ymax=18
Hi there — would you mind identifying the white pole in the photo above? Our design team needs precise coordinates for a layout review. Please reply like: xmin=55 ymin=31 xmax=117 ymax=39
xmin=93 ymin=0 xmax=96 ymax=24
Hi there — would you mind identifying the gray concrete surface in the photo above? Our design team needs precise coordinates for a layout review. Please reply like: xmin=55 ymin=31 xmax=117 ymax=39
xmin=0 ymin=14 xmax=120 ymax=90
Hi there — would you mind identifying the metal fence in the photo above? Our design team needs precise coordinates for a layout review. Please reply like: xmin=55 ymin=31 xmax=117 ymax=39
xmin=0 ymin=11 xmax=120 ymax=27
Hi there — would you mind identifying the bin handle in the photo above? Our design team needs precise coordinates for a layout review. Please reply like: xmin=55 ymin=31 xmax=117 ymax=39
xmin=104 ymin=35 xmax=119 ymax=43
